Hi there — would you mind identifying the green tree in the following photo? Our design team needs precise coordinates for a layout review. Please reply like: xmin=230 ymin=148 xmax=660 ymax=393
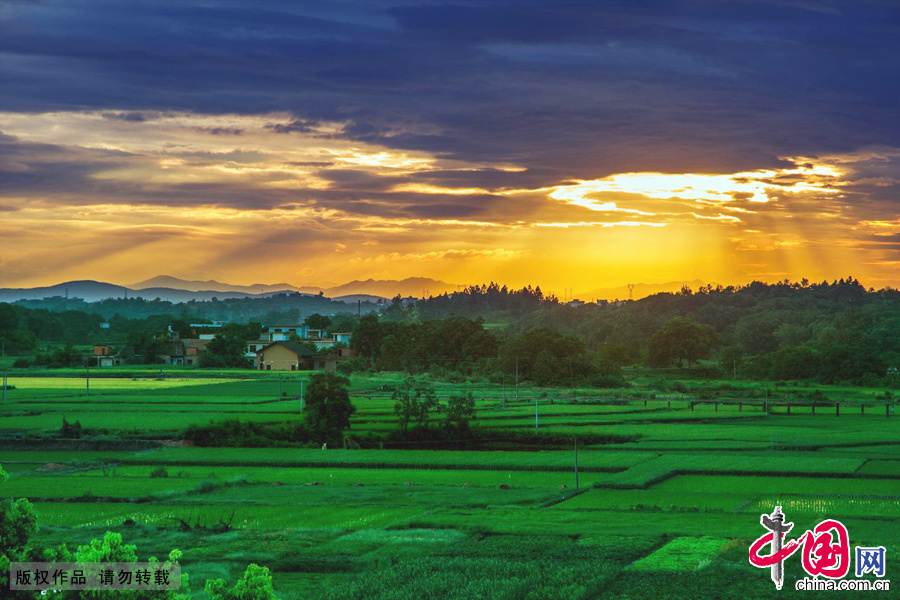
xmin=445 ymin=392 xmax=476 ymax=431
xmin=648 ymin=317 xmax=720 ymax=367
xmin=720 ymin=346 xmax=745 ymax=378
xmin=304 ymin=372 xmax=356 ymax=443
xmin=199 ymin=328 xmax=252 ymax=369
xmin=531 ymin=349 xmax=558 ymax=387
xmin=125 ymin=331 xmax=168 ymax=364
xmin=350 ymin=314 xmax=384 ymax=360
xmin=771 ymin=346 xmax=821 ymax=381
xmin=304 ymin=313 xmax=332 ymax=330
xmin=205 ymin=564 xmax=276 ymax=600
xmin=392 ymin=378 xmax=439 ymax=432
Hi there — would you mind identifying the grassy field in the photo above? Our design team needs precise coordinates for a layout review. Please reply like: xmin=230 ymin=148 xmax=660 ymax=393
xmin=2 ymin=371 xmax=898 ymax=599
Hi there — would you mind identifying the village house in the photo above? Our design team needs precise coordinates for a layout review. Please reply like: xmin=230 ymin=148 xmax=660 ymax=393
xmin=255 ymin=340 xmax=316 ymax=371
xmin=262 ymin=325 xmax=308 ymax=342
xmin=161 ymin=338 xmax=208 ymax=365
xmin=183 ymin=339 xmax=208 ymax=365
xmin=255 ymin=341 xmax=356 ymax=371
xmin=94 ymin=344 xmax=123 ymax=367
xmin=189 ymin=322 xmax=226 ymax=340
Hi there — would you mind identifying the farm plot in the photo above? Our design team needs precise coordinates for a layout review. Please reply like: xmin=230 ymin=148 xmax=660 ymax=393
xmin=78 ymin=465 xmax=582 ymax=488
xmin=185 ymin=482 xmax=560 ymax=508
xmin=743 ymin=495 xmax=900 ymax=518
xmin=3 ymin=402 xmax=303 ymax=414
xmin=0 ymin=410 xmax=297 ymax=432
xmin=625 ymin=536 xmax=728 ymax=572
xmin=128 ymin=447 xmax=656 ymax=471
xmin=1 ymin=450 xmax=131 ymax=463
xmin=3 ymin=376 xmax=233 ymax=398
xmin=593 ymin=454 xmax=866 ymax=488
xmin=652 ymin=474 xmax=900 ymax=496
xmin=0 ymin=473 xmax=205 ymax=499
xmin=589 ymin=418 xmax=900 ymax=448
xmin=857 ymin=459 xmax=900 ymax=476
xmin=553 ymin=489 xmax=748 ymax=512
xmin=400 ymin=506 xmax=900 ymax=541
xmin=31 ymin=502 xmax=415 ymax=530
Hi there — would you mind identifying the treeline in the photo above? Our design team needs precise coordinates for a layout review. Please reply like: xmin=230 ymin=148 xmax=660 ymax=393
xmin=0 ymin=304 xmax=198 ymax=351
xmin=348 ymin=315 xmax=626 ymax=387
xmin=4 ymin=277 xmax=898 ymax=386
xmin=385 ymin=283 xmax=555 ymax=320
xmin=13 ymin=292 xmax=374 ymax=322
xmin=350 ymin=277 xmax=899 ymax=386
xmin=508 ymin=278 xmax=899 ymax=386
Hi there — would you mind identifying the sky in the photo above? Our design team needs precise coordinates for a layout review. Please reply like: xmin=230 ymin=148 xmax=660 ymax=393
xmin=1 ymin=0 xmax=898 ymax=293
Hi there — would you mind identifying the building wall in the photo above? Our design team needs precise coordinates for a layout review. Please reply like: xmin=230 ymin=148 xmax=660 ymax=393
xmin=257 ymin=344 xmax=302 ymax=371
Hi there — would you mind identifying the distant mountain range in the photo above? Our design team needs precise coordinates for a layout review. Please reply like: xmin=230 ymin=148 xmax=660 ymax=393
xmin=326 ymin=277 xmax=460 ymax=298
xmin=0 ymin=276 xmax=708 ymax=304
xmin=0 ymin=276 xmax=460 ymax=304
xmin=576 ymin=279 xmax=709 ymax=301
xmin=130 ymin=275 xmax=319 ymax=295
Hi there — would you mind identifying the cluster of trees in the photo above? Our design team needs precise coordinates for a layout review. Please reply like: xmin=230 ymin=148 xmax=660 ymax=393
xmin=0 ymin=466 xmax=276 ymax=600
xmin=197 ymin=323 xmax=262 ymax=368
xmin=384 ymin=283 xmax=555 ymax=321
xmin=349 ymin=315 xmax=627 ymax=387
xmin=350 ymin=314 xmax=498 ymax=374
xmin=648 ymin=317 xmax=719 ymax=368
xmin=185 ymin=372 xmax=356 ymax=446
xmin=498 ymin=327 xmax=625 ymax=387
xmin=391 ymin=379 xmax=476 ymax=434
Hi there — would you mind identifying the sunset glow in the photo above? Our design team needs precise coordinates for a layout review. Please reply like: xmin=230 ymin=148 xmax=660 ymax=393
xmin=1 ymin=2 xmax=898 ymax=294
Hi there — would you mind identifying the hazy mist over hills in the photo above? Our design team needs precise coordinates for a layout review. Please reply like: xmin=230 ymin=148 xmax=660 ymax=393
xmin=0 ymin=276 xmax=461 ymax=303
xmin=0 ymin=276 xmax=720 ymax=304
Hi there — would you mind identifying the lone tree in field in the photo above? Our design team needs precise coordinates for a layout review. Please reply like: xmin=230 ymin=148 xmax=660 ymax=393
xmin=304 ymin=372 xmax=356 ymax=444
xmin=392 ymin=378 xmax=439 ymax=432
xmin=648 ymin=317 xmax=720 ymax=368
xmin=445 ymin=392 xmax=476 ymax=432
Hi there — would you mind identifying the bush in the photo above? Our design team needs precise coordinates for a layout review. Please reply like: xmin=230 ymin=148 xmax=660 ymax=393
xmin=11 ymin=358 xmax=32 ymax=368
xmin=206 ymin=564 xmax=276 ymax=600
xmin=60 ymin=417 xmax=83 ymax=439
xmin=150 ymin=466 xmax=169 ymax=478
xmin=184 ymin=419 xmax=313 ymax=447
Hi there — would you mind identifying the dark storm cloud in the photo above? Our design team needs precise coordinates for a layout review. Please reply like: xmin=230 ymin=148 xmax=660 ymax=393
xmin=266 ymin=119 xmax=326 ymax=134
xmin=1 ymin=1 xmax=898 ymax=178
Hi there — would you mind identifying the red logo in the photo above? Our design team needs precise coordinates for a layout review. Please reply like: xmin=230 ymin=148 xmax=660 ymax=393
xmin=749 ymin=507 xmax=851 ymax=589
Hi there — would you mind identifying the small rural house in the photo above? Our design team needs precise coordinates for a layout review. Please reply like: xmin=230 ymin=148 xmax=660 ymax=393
xmin=256 ymin=341 xmax=317 ymax=371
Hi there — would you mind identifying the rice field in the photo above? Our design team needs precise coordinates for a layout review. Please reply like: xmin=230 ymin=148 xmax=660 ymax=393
xmin=652 ymin=474 xmax=900 ymax=496
xmin=3 ymin=372 xmax=899 ymax=600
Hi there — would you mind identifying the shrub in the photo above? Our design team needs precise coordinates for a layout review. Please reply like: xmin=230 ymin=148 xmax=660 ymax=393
xmin=60 ymin=417 xmax=83 ymax=439
xmin=150 ymin=466 xmax=169 ymax=478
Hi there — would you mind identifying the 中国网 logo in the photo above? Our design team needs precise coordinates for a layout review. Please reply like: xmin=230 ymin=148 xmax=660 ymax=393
xmin=748 ymin=506 xmax=889 ymax=592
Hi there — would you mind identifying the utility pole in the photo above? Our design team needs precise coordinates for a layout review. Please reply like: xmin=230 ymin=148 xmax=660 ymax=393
xmin=85 ymin=363 xmax=90 ymax=397
xmin=2 ymin=370 xmax=7 ymax=404
xmin=299 ymin=379 xmax=305 ymax=414
xmin=278 ymin=375 xmax=282 ymax=400
xmin=535 ymin=396 xmax=539 ymax=432
xmin=574 ymin=436 xmax=579 ymax=490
